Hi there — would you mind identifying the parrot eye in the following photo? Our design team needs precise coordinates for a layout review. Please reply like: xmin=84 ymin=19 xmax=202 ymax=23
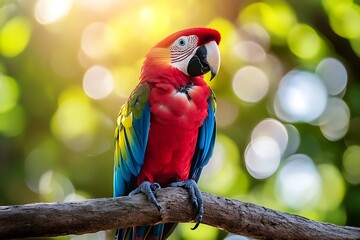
xmin=178 ymin=38 xmax=186 ymax=46
xmin=170 ymin=34 xmax=198 ymax=66
xmin=176 ymin=37 xmax=188 ymax=48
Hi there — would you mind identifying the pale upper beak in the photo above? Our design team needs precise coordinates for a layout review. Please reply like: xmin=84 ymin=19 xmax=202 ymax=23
xmin=204 ymin=40 xmax=221 ymax=80
xmin=186 ymin=40 xmax=221 ymax=80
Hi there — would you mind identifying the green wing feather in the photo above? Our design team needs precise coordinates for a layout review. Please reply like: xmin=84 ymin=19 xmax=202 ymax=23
xmin=113 ymin=83 xmax=150 ymax=197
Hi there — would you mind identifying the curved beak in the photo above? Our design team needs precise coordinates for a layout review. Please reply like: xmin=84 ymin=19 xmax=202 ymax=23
xmin=205 ymin=41 xmax=221 ymax=80
xmin=187 ymin=40 xmax=220 ymax=80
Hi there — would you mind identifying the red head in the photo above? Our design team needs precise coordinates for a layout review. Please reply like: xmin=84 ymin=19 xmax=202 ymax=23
xmin=154 ymin=28 xmax=221 ymax=48
xmin=141 ymin=28 xmax=221 ymax=82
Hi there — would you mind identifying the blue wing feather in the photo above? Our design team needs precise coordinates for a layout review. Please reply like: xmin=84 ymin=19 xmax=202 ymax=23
xmin=190 ymin=91 xmax=216 ymax=182
xmin=113 ymin=84 xmax=150 ymax=197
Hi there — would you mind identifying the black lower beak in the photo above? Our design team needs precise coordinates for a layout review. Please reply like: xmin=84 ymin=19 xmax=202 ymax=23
xmin=187 ymin=46 xmax=211 ymax=78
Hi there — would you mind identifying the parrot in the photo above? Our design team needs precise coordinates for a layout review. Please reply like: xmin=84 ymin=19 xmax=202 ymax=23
xmin=113 ymin=27 xmax=221 ymax=240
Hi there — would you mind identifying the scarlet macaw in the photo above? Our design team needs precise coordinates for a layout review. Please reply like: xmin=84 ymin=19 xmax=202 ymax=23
xmin=114 ymin=27 xmax=221 ymax=240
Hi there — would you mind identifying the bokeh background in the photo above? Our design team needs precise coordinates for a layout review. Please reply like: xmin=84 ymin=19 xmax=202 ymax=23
xmin=1 ymin=0 xmax=360 ymax=239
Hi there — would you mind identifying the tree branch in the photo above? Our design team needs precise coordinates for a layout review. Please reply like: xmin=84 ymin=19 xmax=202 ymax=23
xmin=0 ymin=187 xmax=359 ymax=240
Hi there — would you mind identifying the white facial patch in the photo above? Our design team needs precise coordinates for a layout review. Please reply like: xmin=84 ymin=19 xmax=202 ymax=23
xmin=170 ymin=35 xmax=198 ymax=75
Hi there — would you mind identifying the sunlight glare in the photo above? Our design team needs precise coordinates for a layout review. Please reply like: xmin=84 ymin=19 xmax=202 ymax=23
xmin=316 ymin=58 xmax=347 ymax=96
xmin=38 ymin=170 xmax=75 ymax=202
xmin=83 ymin=65 xmax=114 ymax=100
xmin=251 ymin=118 xmax=288 ymax=154
xmin=76 ymin=0 xmax=117 ymax=11
xmin=81 ymin=22 xmax=113 ymax=59
xmin=284 ymin=124 xmax=300 ymax=156
xmin=318 ymin=98 xmax=350 ymax=141
xmin=35 ymin=0 xmax=73 ymax=25
xmin=274 ymin=70 xmax=327 ymax=122
xmin=276 ymin=154 xmax=321 ymax=210
xmin=233 ymin=41 xmax=266 ymax=63
xmin=232 ymin=66 xmax=269 ymax=103
xmin=245 ymin=136 xmax=281 ymax=179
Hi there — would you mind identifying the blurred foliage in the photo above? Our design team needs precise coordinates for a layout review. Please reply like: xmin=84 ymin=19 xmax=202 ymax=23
xmin=0 ymin=0 xmax=360 ymax=239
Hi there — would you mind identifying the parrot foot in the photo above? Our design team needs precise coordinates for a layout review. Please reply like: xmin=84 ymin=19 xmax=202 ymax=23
xmin=129 ymin=181 xmax=163 ymax=211
xmin=168 ymin=179 xmax=203 ymax=230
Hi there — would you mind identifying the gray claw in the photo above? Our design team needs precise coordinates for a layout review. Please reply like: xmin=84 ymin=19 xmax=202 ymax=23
xmin=169 ymin=179 xmax=203 ymax=230
xmin=150 ymin=182 xmax=161 ymax=191
xmin=129 ymin=181 xmax=163 ymax=211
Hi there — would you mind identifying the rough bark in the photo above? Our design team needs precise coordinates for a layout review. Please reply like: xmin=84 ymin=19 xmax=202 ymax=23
xmin=0 ymin=187 xmax=359 ymax=239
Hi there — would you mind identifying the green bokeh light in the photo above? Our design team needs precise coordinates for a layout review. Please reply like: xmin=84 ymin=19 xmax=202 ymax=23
xmin=343 ymin=145 xmax=360 ymax=184
xmin=350 ymin=39 xmax=360 ymax=57
xmin=317 ymin=164 xmax=346 ymax=212
xmin=0 ymin=105 xmax=25 ymax=137
xmin=0 ymin=74 xmax=19 ymax=113
xmin=51 ymin=87 xmax=97 ymax=152
xmin=239 ymin=0 xmax=297 ymax=44
xmin=322 ymin=0 xmax=353 ymax=11
xmin=287 ymin=24 xmax=323 ymax=59
xmin=327 ymin=3 xmax=360 ymax=39
xmin=179 ymin=223 xmax=218 ymax=240
xmin=0 ymin=16 xmax=31 ymax=57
